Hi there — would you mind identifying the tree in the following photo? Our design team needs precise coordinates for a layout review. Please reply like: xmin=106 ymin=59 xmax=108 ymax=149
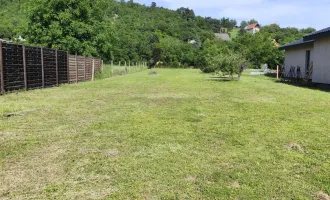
xmin=24 ymin=0 xmax=112 ymax=57
xmin=232 ymin=32 xmax=284 ymax=69
xmin=247 ymin=19 xmax=258 ymax=25
xmin=220 ymin=17 xmax=237 ymax=30
xmin=240 ymin=20 xmax=248 ymax=28
xmin=176 ymin=7 xmax=195 ymax=21
xmin=151 ymin=2 xmax=156 ymax=7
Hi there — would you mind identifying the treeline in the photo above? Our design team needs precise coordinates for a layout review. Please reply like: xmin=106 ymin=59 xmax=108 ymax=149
xmin=0 ymin=0 xmax=316 ymax=71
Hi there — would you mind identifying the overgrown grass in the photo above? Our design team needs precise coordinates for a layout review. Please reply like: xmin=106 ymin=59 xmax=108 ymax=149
xmin=1 ymin=69 xmax=330 ymax=199
xmin=95 ymin=64 xmax=147 ymax=79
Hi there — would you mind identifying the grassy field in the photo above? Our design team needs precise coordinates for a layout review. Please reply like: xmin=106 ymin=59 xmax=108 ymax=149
xmin=1 ymin=69 xmax=330 ymax=199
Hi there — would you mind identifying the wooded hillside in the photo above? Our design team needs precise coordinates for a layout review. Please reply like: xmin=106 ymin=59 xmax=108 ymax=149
xmin=0 ymin=0 xmax=316 ymax=69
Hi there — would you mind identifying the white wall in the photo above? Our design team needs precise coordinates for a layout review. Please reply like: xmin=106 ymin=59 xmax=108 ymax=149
xmin=312 ymin=37 xmax=330 ymax=84
xmin=253 ymin=27 xmax=260 ymax=34
xmin=284 ymin=45 xmax=314 ymax=77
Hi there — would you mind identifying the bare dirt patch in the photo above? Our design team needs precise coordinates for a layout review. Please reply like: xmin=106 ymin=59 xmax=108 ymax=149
xmin=185 ymin=175 xmax=197 ymax=182
xmin=0 ymin=143 xmax=67 ymax=198
xmin=80 ymin=149 xmax=120 ymax=157
xmin=228 ymin=181 xmax=240 ymax=189
xmin=285 ymin=142 xmax=306 ymax=153
xmin=315 ymin=191 xmax=330 ymax=200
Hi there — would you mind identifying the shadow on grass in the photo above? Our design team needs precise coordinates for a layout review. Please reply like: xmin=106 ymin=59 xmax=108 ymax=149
xmin=275 ymin=79 xmax=330 ymax=93
xmin=206 ymin=76 xmax=239 ymax=82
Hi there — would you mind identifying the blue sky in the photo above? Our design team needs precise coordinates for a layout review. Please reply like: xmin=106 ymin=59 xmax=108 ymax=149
xmin=133 ymin=0 xmax=329 ymax=30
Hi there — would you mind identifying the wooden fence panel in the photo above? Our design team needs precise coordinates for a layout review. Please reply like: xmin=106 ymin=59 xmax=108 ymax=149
xmin=77 ymin=56 xmax=85 ymax=82
xmin=0 ymin=43 xmax=102 ymax=94
xmin=43 ymin=48 xmax=57 ymax=87
xmin=94 ymin=59 xmax=101 ymax=72
xmin=25 ymin=46 xmax=42 ymax=89
xmin=85 ymin=57 xmax=93 ymax=81
xmin=68 ymin=54 xmax=77 ymax=83
xmin=57 ymin=50 xmax=68 ymax=84
xmin=2 ymin=43 xmax=25 ymax=91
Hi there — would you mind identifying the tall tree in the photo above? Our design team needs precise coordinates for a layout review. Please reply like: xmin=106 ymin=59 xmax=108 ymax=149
xmin=24 ymin=0 xmax=113 ymax=57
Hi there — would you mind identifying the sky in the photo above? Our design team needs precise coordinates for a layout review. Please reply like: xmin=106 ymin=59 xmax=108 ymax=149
xmin=133 ymin=0 xmax=329 ymax=30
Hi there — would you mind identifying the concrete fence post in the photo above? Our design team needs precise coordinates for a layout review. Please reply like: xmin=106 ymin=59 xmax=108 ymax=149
xmin=84 ymin=56 xmax=87 ymax=81
xmin=75 ymin=53 xmax=78 ymax=83
xmin=111 ymin=60 xmax=114 ymax=76
xmin=22 ymin=45 xmax=27 ymax=90
xmin=66 ymin=52 xmax=70 ymax=84
xmin=92 ymin=59 xmax=95 ymax=81
xmin=55 ymin=49 xmax=59 ymax=86
xmin=0 ymin=41 xmax=4 ymax=94
xmin=41 ymin=48 xmax=45 ymax=88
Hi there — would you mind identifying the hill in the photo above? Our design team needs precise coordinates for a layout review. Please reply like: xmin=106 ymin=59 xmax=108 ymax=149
xmin=0 ymin=0 xmax=316 ymax=69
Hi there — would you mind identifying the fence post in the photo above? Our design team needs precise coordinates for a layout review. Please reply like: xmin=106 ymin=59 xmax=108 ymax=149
xmin=75 ymin=53 xmax=78 ymax=83
xmin=55 ymin=49 xmax=59 ymax=86
xmin=111 ymin=60 xmax=114 ymax=76
xmin=92 ymin=59 xmax=95 ymax=81
xmin=84 ymin=56 xmax=87 ymax=81
xmin=101 ymin=60 xmax=104 ymax=72
xmin=41 ymin=48 xmax=45 ymax=88
xmin=0 ymin=41 xmax=4 ymax=94
xmin=66 ymin=52 xmax=70 ymax=83
xmin=22 ymin=45 xmax=27 ymax=90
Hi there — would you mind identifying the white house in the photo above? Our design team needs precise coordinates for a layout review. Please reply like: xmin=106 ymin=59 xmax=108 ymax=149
xmin=279 ymin=26 xmax=330 ymax=84
xmin=245 ymin=23 xmax=260 ymax=34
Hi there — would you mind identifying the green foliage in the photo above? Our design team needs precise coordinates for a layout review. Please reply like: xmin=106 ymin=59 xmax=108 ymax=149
xmin=24 ymin=0 xmax=112 ymax=57
xmin=231 ymin=32 xmax=284 ymax=69
xmin=200 ymin=39 xmax=245 ymax=76
xmin=261 ymin=24 xmax=316 ymax=44
xmin=0 ymin=0 xmax=27 ymax=40
xmin=0 ymin=0 xmax=317 ymax=71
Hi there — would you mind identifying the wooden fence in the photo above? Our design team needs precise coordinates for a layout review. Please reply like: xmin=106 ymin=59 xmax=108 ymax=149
xmin=0 ymin=41 xmax=102 ymax=94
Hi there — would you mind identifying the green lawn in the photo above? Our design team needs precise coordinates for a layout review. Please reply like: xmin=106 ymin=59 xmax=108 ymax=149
xmin=1 ymin=69 xmax=330 ymax=199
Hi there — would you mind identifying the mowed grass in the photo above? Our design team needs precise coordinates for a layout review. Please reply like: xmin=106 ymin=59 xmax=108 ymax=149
xmin=1 ymin=69 xmax=330 ymax=199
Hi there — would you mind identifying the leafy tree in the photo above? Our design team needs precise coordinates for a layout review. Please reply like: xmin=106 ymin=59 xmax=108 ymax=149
xmin=247 ymin=19 xmax=258 ymax=25
xmin=232 ymin=32 xmax=284 ymax=69
xmin=220 ymin=17 xmax=237 ymax=30
xmin=24 ymin=0 xmax=113 ymax=58
xmin=176 ymin=7 xmax=195 ymax=21
xmin=240 ymin=20 xmax=248 ymax=28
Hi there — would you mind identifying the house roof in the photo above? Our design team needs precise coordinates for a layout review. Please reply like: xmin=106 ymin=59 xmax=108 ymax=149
xmin=245 ymin=23 xmax=259 ymax=30
xmin=279 ymin=39 xmax=314 ymax=50
xmin=304 ymin=26 xmax=330 ymax=40
xmin=214 ymin=33 xmax=231 ymax=41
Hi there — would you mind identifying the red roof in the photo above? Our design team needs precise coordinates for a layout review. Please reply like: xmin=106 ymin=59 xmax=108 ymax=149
xmin=246 ymin=23 xmax=259 ymax=30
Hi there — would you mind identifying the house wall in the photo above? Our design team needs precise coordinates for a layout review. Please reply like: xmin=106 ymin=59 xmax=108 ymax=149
xmin=246 ymin=29 xmax=253 ymax=34
xmin=312 ymin=37 xmax=330 ymax=84
xmin=253 ymin=27 xmax=260 ymax=34
xmin=284 ymin=45 xmax=314 ymax=77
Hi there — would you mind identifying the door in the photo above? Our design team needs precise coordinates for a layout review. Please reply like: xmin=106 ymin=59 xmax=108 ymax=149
xmin=305 ymin=50 xmax=311 ymax=76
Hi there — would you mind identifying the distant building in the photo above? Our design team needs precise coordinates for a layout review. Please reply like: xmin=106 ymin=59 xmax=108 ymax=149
xmin=188 ymin=39 xmax=197 ymax=44
xmin=245 ymin=23 xmax=260 ymax=34
xmin=214 ymin=27 xmax=231 ymax=41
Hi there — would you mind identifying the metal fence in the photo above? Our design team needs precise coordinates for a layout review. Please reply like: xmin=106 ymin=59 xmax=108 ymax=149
xmin=0 ymin=41 xmax=102 ymax=94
